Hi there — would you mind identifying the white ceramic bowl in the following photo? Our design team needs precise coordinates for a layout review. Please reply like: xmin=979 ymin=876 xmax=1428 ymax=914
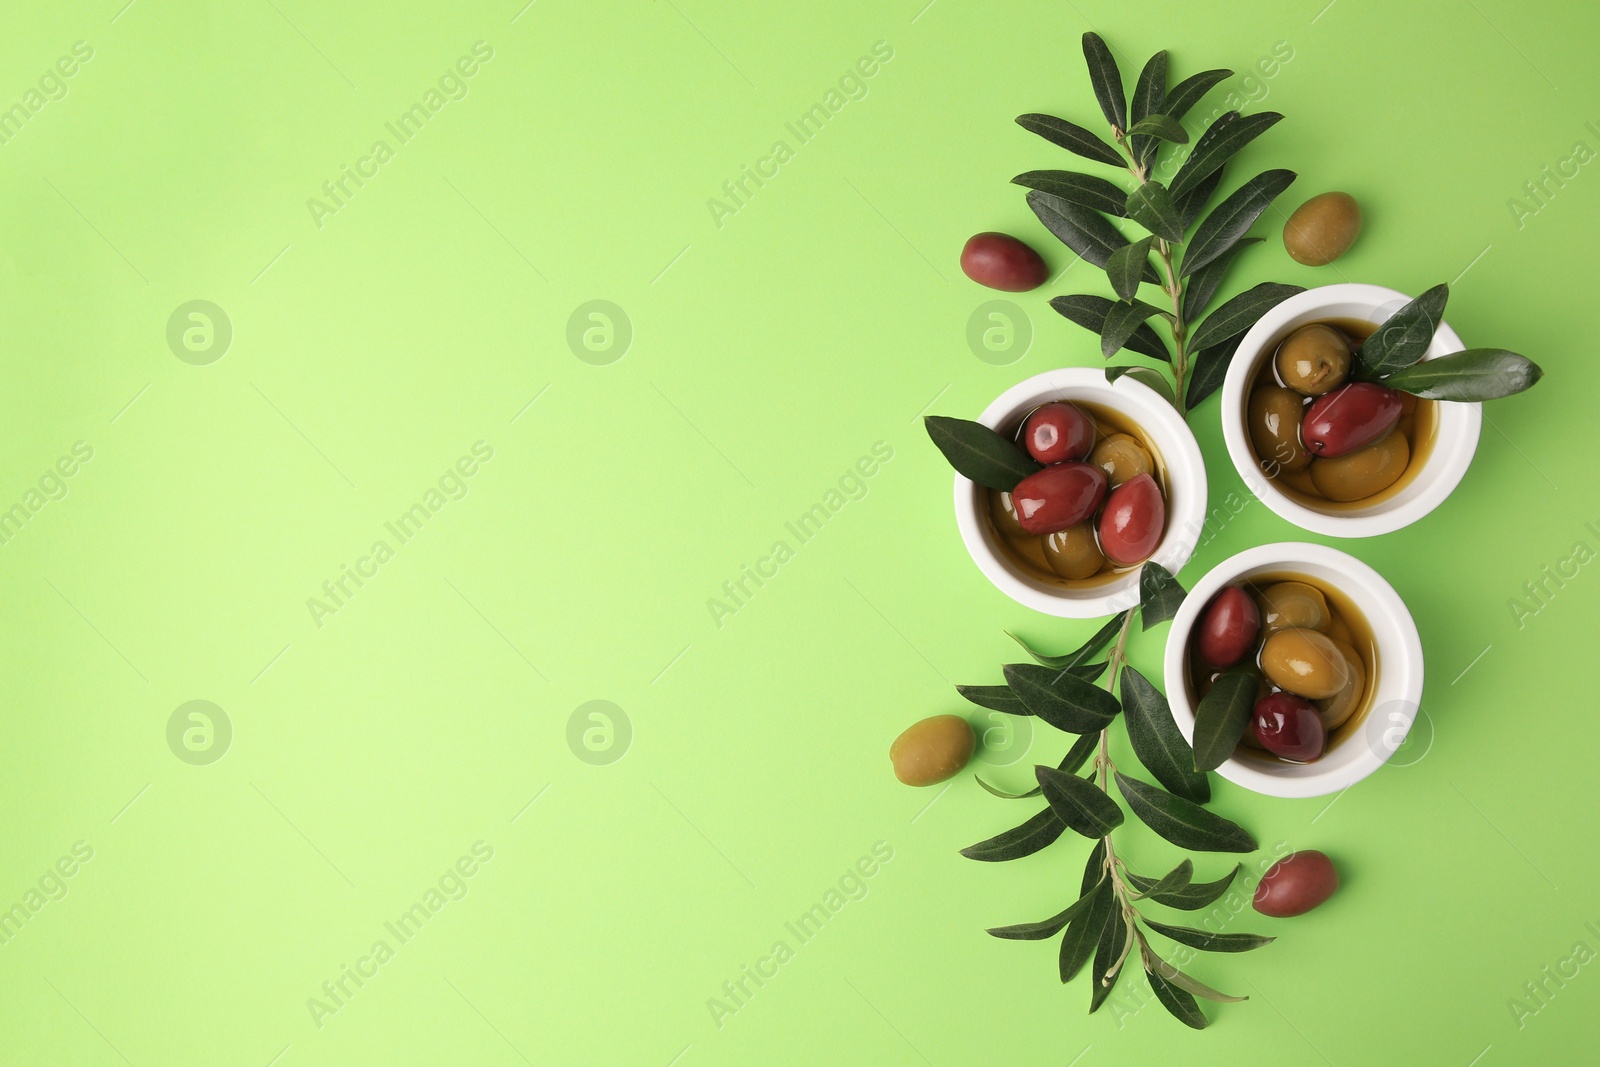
xmin=953 ymin=368 xmax=1207 ymax=618
xmin=1220 ymin=283 xmax=1482 ymax=537
xmin=1162 ymin=542 xmax=1424 ymax=798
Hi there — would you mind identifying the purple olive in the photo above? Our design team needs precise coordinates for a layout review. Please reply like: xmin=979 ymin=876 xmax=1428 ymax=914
xmin=1096 ymin=473 xmax=1164 ymax=566
xmin=1251 ymin=692 xmax=1327 ymax=762
xmin=1195 ymin=586 xmax=1260 ymax=669
xmin=1301 ymin=383 xmax=1404 ymax=458
xmin=1011 ymin=462 xmax=1108 ymax=536
xmin=1023 ymin=402 xmax=1096 ymax=464
xmin=1254 ymin=850 xmax=1339 ymax=917
xmin=960 ymin=232 xmax=1048 ymax=292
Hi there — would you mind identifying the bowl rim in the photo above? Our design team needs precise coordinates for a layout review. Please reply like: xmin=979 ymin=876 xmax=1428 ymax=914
xmin=1161 ymin=541 xmax=1425 ymax=798
xmin=952 ymin=368 xmax=1208 ymax=618
xmin=1219 ymin=282 xmax=1483 ymax=538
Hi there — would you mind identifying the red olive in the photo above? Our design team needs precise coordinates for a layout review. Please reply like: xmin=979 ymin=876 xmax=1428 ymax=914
xmin=1096 ymin=473 xmax=1164 ymax=566
xmin=960 ymin=232 xmax=1049 ymax=292
xmin=1196 ymin=586 xmax=1260 ymax=669
xmin=1023 ymin=402 xmax=1095 ymax=464
xmin=1301 ymin=382 xmax=1404 ymax=458
xmin=1251 ymin=692 xmax=1327 ymax=762
xmin=1253 ymin=850 xmax=1339 ymax=917
xmin=1011 ymin=462 xmax=1108 ymax=536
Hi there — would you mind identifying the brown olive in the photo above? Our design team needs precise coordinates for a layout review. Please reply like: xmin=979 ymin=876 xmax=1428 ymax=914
xmin=1316 ymin=638 xmax=1367 ymax=731
xmin=1275 ymin=325 xmax=1352 ymax=397
xmin=1282 ymin=192 xmax=1362 ymax=266
xmin=990 ymin=490 xmax=1026 ymax=537
xmin=1042 ymin=522 xmax=1105 ymax=580
xmin=1247 ymin=386 xmax=1313 ymax=474
xmin=1260 ymin=628 xmax=1350 ymax=699
xmin=1254 ymin=850 xmax=1339 ymax=916
xmin=1258 ymin=581 xmax=1329 ymax=635
xmin=890 ymin=714 xmax=975 ymax=786
xmin=1309 ymin=430 xmax=1410 ymax=502
xmin=960 ymin=232 xmax=1049 ymax=291
xmin=1089 ymin=433 xmax=1153 ymax=488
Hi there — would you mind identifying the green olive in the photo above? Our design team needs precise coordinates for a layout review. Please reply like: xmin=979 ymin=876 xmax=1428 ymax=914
xmin=1006 ymin=533 xmax=1050 ymax=574
xmin=1089 ymin=433 xmax=1153 ymax=488
xmin=1316 ymin=638 xmax=1367 ymax=731
xmin=1247 ymin=386 xmax=1313 ymax=474
xmin=1275 ymin=325 xmax=1352 ymax=397
xmin=1259 ymin=581 xmax=1330 ymax=635
xmin=1283 ymin=191 xmax=1362 ymax=266
xmin=1260 ymin=629 xmax=1350 ymax=700
xmin=1309 ymin=430 xmax=1410 ymax=502
xmin=990 ymin=489 xmax=1026 ymax=537
xmin=1043 ymin=522 xmax=1106 ymax=580
xmin=890 ymin=714 xmax=975 ymax=786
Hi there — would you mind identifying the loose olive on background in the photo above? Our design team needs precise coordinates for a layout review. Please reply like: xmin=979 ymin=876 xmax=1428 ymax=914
xmin=1196 ymin=586 xmax=1261 ymax=669
xmin=1247 ymin=386 xmax=1313 ymax=473
xmin=1282 ymin=192 xmax=1362 ymax=266
xmin=890 ymin=714 xmax=975 ymax=786
xmin=1260 ymin=628 xmax=1350 ymax=699
xmin=960 ymin=232 xmax=1049 ymax=292
xmin=1090 ymin=433 xmax=1154 ymax=487
xmin=1302 ymin=382 xmax=1404 ymax=457
xmin=1253 ymin=850 xmax=1340 ymax=917
xmin=1274 ymin=325 xmax=1352 ymax=397
xmin=1096 ymin=473 xmax=1165 ymax=566
xmin=1316 ymin=638 xmax=1367 ymax=730
xmin=1043 ymin=522 xmax=1106 ymax=580
xmin=1011 ymin=462 xmax=1108 ymax=536
xmin=989 ymin=490 xmax=1026 ymax=537
xmin=1251 ymin=692 xmax=1327 ymax=762
xmin=1023 ymin=402 xmax=1096 ymax=464
xmin=1258 ymin=581 xmax=1329 ymax=635
xmin=1310 ymin=429 xmax=1410 ymax=502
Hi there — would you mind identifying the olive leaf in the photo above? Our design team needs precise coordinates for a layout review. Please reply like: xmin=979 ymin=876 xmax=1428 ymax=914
xmin=1127 ymin=864 xmax=1239 ymax=910
xmin=1107 ymin=365 xmax=1177 ymax=407
xmin=1186 ymin=282 xmax=1304 ymax=352
xmin=1011 ymin=170 xmax=1129 ymax=216
xmin=1181 ymin=237 xmax=1262 ymax=320
xmin=1142 ymin=918 xmax=1275 ymax=953
xmin=1027 ymin=190 xmax=1139 ymax=270
xmin=1102 ymin=300 xmax=1169 ymax=359
xmin=1090 ymin=904 xmax=1132 ymax=1012
xmin=1036 ymin=765 xmax=1125 ymax=838
xmin=1129 ymin=51 xmax=1168 ymax=164
xmin=1003 ymin=663 xmax=1121 ymax=733
xmin=1126 ymin=114 xmax=1188 ymax=144
xmin=1180 ymin=169 xmax=1297 ymax=278
xmin=1184 ymin=334 xmax=1244 ymax=409
xmin=959 ymin=805 xmax=1067 ymax=862
xmin=1059 ymin=879 xmax=1115 ymax=983
xmin=975 ymin=777 xmax=1042 ymax=800
xmin=1147 ymin=964 xmax=1209 ymax=1028
xmin=1174 ymin=164 xmax=1226 ymax=231
xmin=1191 ymin=666 xmax=1258 ymax=772
xmin=1149 ymin=955 xmax=1248 ymax=1002
xmin=1115 ymin=771 xmax=1257 ymax=853
xmin=1058 ymin=730 xmax=1102 ymax=776
xmin=1015 ymin=113 xmax=1126 ymax=168
xmin=1354 ymin=283 xmax=1449 ymax=378
xmin=1129 ymin=858 xmax=1193 ymax=900
xmin=1121 ymin=666 xmax=1210 ymax=803
xmin=923 ymin=416 xmax=1040 ymax=491
xmin=1082 ymin=32 xmax=1127 ymax=132
xmin=1006 ymin=611 xmax=1129 ymax=670
xmin=986 ymin=876 xmax=1105 ymax=939
xmin=1170 ymin=111 xmax=1284 ymax=198
xmin=1106 ymin=236 xmax=1155 ymax=301
xmin=1162 ymin=68 xmax=1232 ymax=119
xmin=1138 ymin=562 xmax=1188 ymax=629
xmin=1379 ymin=348 xmax=1544 ymax=400
xmin=1125 ymin=180 xmax=1185 ymax=244
xmin=956 ymin=684 xmax=1028 ymax=715
xmin=1050 ymin=295 xmax=1171 ymax=362
xmin=1081 ymin=839 xmax=1107 ymax=893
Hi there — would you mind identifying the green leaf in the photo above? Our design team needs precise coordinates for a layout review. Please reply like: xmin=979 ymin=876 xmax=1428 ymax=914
xmin=1130 ymin=859 xmax=1193 ymax=900
xmin=975 ymin=777 xmax=1041 ymax=800
xmin=1035 ymin=764 xmax=1125 ymax=838
xmin=1002 ymin=663 xmax=1121 ymax=734
xmin=1107 ymin=366 xmax=1177 ymax=407
xmin=1016 ymin=113 xmax=1125 ymax=168
xmin=1129 ymin=51 xmax=1168 ymax=165
xmin=986 ymin=878 xmax=1104 ymax=939
xmin=1147 ymin=965 xmax=1209 ymax=1028
xmin=1081 ymin=32 xmax=1127 ymax=132
xmin=1102 ymin=300 xmax=1168 ymax=359
xmin=1006 ymin=611 xmax=1129 ymax=670
xmin=1050 ymin=295 xmax=1171 ymax=362
xmin=1126 ymin=114 xmax=1189 ymax=144
xmin=1106 ymin=236 xmax=1155 ymax=301
xmin=1142 ymin=917 xmax=1275 ymax=953
xmin=1354 ymin=283 xmax=1450 ymax=378
xmin=1059 ymin=880 xmax=1114 ymax=983
xmin=1163 ymin=68 xmax=1232 ymax=119
xmin=1187 ymin=282 xmax=1304 ymax=352
xmin=1121 ymin=666 xmax=1210 ymax=803
xmin=1115 ymin=771 xmax=1257 ymax=853
xmin=1059 ymin=730 xmax=1101 ymax=776
xmin=1011 ymin=170 xmax=1128 ymax=216
xmin=1170 ymin=111 xmax=1284 ymax=198
xmin=1026 ymin=190 xmax=1133 ymax=271
xmin=1149 ymin=955 xmax=1248 ymax=1003
xmin=1138 ymin=562 xmax=1187 ymax=629
xmin=923 ymin=415 xmax=1040 ymax=491
xmin=1127 ymin=864 xmax=1239 ymax=910
xmin=1089 ymin=902 xmax=1132 ymax=1012
xmin=1180 ymin=169 xmax=1297 ymax=278
xmin=956 ymin=684 xmax=1027 ymax=715
xmin=959 ymin=805 xmax=1066 ymax=862
xmin=1174 ymin=162 xmax=1226 ymax=231
xmin=1181 ymin=237 xmax=1262 ymax=320
xmin=1191 ymin=666 xmax=1258 ymax=772
xmin=1184 ymin=334 xmax=1244 ymax=409
xmin=1124 ymin=180 xmax=1185 ymax=244
xmin=1081 ymin=839 xmax=1107 ymax=894
xmin=1379 ymin=348 xmax=1544 ymax=400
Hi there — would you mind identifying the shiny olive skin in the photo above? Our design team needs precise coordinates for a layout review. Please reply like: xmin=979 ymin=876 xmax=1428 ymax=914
xmin=1097 ymin=473 xmax=1164 ymax=566
xmin=1260 ymin=628 xmax=1350 ymax=699
xmin=1316 ymin=638 xmax=1367 ymax=730
xmin=1043 ymin=522 xmax=1106 ymax=580
xmin=1253 ymin=850 xmax=1339 ymax=917
xmin=890 ymin=714 xmax=975 ymax=786
xmin=1275 ymin=325 xmax=1352 ymax=397
xmin=989 ymin=490 xmax=1026 ymax=537
xmin=1247 ymin=386 xmax=1313 ymax=473
xmin=1023 ymin=402 xmax=1096 ymax=464
xmin=1302 ymin=382 xmax=1404 ymax=457
xmin=1282 ymin=191 xmax=1362 ymax=266
xmin=960 ymin=232 xmax=1049 ymax=292
xmin=1258 ymin=581 xmax=1330 ymax=635
xmin=1090 ymin=433 xmax=1154 ymax=487
xmin=1310 ymin=429 xmax=1410 ymax=502
xmin=1012 ymin=462 xmax=1108 ymax=536
xmin=1196 ymin=586 xmax=1261 ymax=669
xmin=1251 ymin=692 xmax=1327 ymax=762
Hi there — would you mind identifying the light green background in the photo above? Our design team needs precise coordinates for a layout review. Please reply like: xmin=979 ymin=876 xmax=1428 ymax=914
xmin=1 ymin=0 xmax=1596 ymax=1063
